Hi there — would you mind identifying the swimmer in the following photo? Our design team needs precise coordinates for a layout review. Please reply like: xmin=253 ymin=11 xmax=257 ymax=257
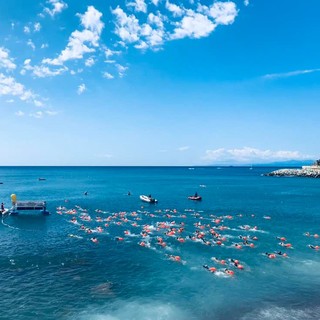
xmin=275 ymin=251 xmax=288 ymax=257
xmin=203 ymin=265 xmax=216 ymax=273
xmin=230 ymin=259 xmax=244 ymax=269
xmin=265 ymin=252 xmax=276 ymax=259
xmin=90 ymin=237 xmax=98 ymax=243
xmin=224 ymin=269 xmax=234 ymax=276
xmin=308 ymin=245 xmax=320 ymax=250
xmin=278 ymin=242 xmax=292 ymax=248
xmin=167 ymin=255 xmax=181 ymax=262
xmin=177 ymin=237 xmax=185 ymax=243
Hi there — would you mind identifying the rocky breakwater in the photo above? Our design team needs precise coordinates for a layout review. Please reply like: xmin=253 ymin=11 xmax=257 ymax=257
xmin=265 ymin=168 xmax=320 ymax=178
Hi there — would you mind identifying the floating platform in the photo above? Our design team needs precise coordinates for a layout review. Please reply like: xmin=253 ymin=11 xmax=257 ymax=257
xmin=10 ymin=201 xmax=50 ymax=215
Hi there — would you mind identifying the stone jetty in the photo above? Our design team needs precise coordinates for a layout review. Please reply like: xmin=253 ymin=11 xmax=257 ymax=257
xmin=265 ymin=160 xmax=320 ymax=178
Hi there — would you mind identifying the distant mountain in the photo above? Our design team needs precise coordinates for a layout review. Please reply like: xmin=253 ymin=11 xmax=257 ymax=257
xmin=253 ymin=160 xmax=314 ymax=167
xmin=206 ymin=160 xmax=315 ymax=167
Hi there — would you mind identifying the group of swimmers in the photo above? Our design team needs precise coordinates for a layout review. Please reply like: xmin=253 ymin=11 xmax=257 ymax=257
xmin=57 ymin=205 xmax=319 ymax=278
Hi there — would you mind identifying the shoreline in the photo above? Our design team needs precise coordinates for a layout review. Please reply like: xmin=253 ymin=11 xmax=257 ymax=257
xmin=265 ymin=168 xmax=320 ymax=178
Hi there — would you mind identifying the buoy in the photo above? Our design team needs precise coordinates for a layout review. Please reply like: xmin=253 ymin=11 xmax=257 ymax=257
xmin=11 ymin=194 xmax=17 ymax=204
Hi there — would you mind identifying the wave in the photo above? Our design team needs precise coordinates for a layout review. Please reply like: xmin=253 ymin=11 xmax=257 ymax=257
xmin=75 ymin=300 xmax=193 ymax=320
xmin=241 ymin=306 xmax=320 ymax=320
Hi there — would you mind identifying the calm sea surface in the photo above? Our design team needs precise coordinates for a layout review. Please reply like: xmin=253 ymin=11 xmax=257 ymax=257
xmin=0 ymin=166 xmax=319 ymax=320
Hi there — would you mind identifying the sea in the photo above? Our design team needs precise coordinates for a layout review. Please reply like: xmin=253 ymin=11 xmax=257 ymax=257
xmin=0 ymin=166 xmax=319 ymax=320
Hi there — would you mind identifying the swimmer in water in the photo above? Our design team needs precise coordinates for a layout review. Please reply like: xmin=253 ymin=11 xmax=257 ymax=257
xmin=167 ymin=254 xmax=181 ymax=262
xmin=275 ymin=251 xmax=288 ymax=257
xmin=203 ymin=265 xmax=216 ymax=273
xmin=265 ymin=252 xmax=276 ymax=259
xmin=224 ymin=268 xmax=234 ymax=276
xmin=308 ymin=245 xmax=319 ymax=250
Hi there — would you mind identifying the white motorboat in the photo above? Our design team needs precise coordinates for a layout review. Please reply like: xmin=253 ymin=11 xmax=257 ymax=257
xmin=140 ymin=195 xmax=158 ymax=203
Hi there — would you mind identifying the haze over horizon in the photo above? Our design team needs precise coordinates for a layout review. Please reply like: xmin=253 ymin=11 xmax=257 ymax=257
xmin=1 ymin=0 xmax=319 ymax=166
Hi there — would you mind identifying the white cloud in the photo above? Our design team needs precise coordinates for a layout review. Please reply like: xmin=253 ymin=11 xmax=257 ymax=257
xmin=77 ymin=83 xmax=86 ymax=95
xmin=0 ymin=73 xmax=42 ymax=106
xmin=244 ymin=0 xmax=250 ymax=6
xmin=29 ymin=110 xmax=57 ymax=118
xmin=15 ymin=110 xmax=25 ymax=116
xmin=45 ymin=110 xmax=58 ymax=116
xmin=151 ymin=0 xmax=160 ymax=6
xmin=41 ymin=43 xmax=49 ymax=49
xmin=147 ymin=12 xmax=164 ymax=29
xmin=44 ymin=0 xmax=68 ymax=17
xmin=34 ymin=100 xmax=44 ymax=107
xmin=128 ymin=0 xmax=147 ymax=13
xmin=207 ymin=2 xmax=238 ymax=25
xmin=22 ymin=59 xmax=67 ymax=77
xmin=85 ymin=57 xmax=95 ymax=67
xmin=178 ymin=146 xmax=190 ymax=151
xmin=263 ymin=68 xmax=320 ymax=80
xmin=24 ymin=26 xmax=31 ymax=34
xmin=111 ymin=2 xmax=238 ymax=48
xmin=30 ymin=111 xmax=44 ymax=118
xmin=27 ymin=39 xmax=36 ymax=50
xmin=112 ymin=7 xmax=141 ymax=43
xmin=203 ymin=147 xmax=312 ymax=164
xmin=171 ymin=11 xmax=215 ymax=40
xmin=116 ymin=64 xmax=128 ymax=77
xmin=43 ymin=30 xmax=97 ymax=65
xmin=34 ymin=22 xmax=41 ymax=32
xmin=112 ymin=6 xmax=165 ymax=49
xmin=0 ymin=47 xmax=16 ymax=71
xmin=165 ymin=1 xmax=185 ymax=17
xmin=39 ymin=6 xmax=104 ymax=75
xmin=105 ymin=48 xmax=121 ymax=58
xmin=51 ymin=6 xmax=102 ymax=64
xmin=103 ymin=72 xmax=114 ymax=79
xmin=78 ymin=5 xmax=104 ymax=35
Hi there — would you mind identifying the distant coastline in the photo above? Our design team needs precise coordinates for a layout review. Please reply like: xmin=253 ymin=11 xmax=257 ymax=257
xmin=265 ymin=160 xmax=320 ymax=178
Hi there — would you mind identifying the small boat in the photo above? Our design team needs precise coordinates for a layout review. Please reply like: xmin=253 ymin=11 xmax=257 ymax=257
xmin=140 ymin=195 xmax=158 ymax=203
xmin=38 ymin=178 xmax=46 ymax=181
xmin=188 ymin=195 xmax=202 ymax=201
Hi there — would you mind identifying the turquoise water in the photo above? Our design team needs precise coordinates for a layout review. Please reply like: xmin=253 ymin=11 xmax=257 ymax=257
xmin=0 ymin=166 xmax=319 ymax=320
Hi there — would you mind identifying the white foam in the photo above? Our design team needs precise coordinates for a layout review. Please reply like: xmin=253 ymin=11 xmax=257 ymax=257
xmin=76 ymin=300 xmax=192 ymax=320
xmin=241 ymin=306 xmax=320 ymax=320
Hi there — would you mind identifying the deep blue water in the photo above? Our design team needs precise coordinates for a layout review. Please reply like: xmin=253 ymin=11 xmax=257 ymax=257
xmin=0 ymin=166 xmax=319 ymax=320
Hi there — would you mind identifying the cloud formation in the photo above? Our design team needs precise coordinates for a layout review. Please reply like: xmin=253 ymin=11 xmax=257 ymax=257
xmin=203 ymin=147 xmax=312 ymax=164
xmin=0 ymin=47 xmax=16 ymax=71
xmin=43 ymin=6 xmax=104 ymax=66
xmin=44 ymin=0 xmax=68 ymax=17
xmin=263 ymin=68 xmax=320 ymax=80
xmin=77 ymin=83 xmax=86 ymax=95
xmin=112 ymin=1 xmax=238 ymax=49
xmin=0 ymin=73 xmax=42 ymax=106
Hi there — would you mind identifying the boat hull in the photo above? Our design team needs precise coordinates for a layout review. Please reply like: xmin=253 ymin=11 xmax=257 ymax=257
xmin=188 ymin=196 xmax=202 ymax=201
xmin=140 ymin=195 xmax=158 ymax=203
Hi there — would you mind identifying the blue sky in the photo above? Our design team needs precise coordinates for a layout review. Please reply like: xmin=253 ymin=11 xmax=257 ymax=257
xmin=0 ymin=0 xmax=319 ymax=165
